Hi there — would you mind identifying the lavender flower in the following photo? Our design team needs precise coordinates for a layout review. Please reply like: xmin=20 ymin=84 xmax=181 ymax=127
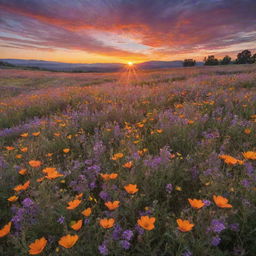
xmin=22 ymin=198 xmax=34 ymax=208
xmin=122 ymin=230 xmax=134 ymax=241
xmin=165 ymin=183 xmax=173 ymax=194
xmin=211 ymin=236 xmax=221 ymax=246
xmin=57 ymin=216 xmax=65 ymax=224
xmin=120 ymin=240 xmax=131 ymax=250
xmin=210 ymin=219 xmax=226 ymax=233
xmin=98 ymin=244 xmax=109 ymax=255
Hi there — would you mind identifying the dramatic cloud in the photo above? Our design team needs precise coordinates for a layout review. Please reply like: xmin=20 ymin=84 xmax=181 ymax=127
xmin=0 ymin=0 xmax=255 ymax=62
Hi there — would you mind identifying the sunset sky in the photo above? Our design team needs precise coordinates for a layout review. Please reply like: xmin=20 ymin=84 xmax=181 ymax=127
xmin=0 ymin=0 xmax=256 ymax=63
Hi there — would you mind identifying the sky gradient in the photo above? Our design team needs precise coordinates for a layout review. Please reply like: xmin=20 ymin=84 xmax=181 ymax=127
xmin=0 ymin=0 xmax=256 ymax=63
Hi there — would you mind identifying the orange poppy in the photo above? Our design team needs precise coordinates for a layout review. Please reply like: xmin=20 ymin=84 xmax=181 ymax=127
xmin=37 ymin=177 xmax=45 ymax=183
xmin=75 ymin=193 xmax=83 ymax=199
xmin=124 ymin=184 xmax=138 ymax=194
xmin=0 ymin=222 xmax=11 ymax=238
xmin=111 ymin=153 xmax=124 ymax=160
xmin=21 ymin=133 xmax=29 ymax=137
xmin=6 ymin=146 xmax=15 ymax=151
xmin=19 ymin=169 xmax=27 ymax=175
xmin=43 ymin=167 xmax=63 ymax=179
xmin=122 ymin=161 xmax=133 ymax=168
xmin=8 ymin=195 xmax=18 ymax=202
xmin=54 ymin=133 xmax=61 ymax=137
xmin=66 ymin=199 xmax=81 ymax=210
xmin=244 ymin=128 xmax=251 ymax=134
xmin=16 ymin=154 xmax=22 ymax=159
xmin=213 ymin=195 xmax=232 ymax=208
xmin=20 ymin=147 xmax=28 ymax=152
xmin=137 ymin=216 xmax=156 ymax=231
xmin=32 ymin=132 xmax=40 ymax=136
xmin=14 ymin=180 xmax=30 ymax=192
xmin=29 ymin=160 xmax=42 ymax=168
xmin=219 ymin=155 xmax=244 ymax=165
xmin=242 ymin=151 xmax=256 ymax=160
xmin=28 ymin=237 xmax=47 ymax=255
xmin=188 ymin=199 xmax=205 ymax=209
xmin=63 ymin=148 xmax=70 ymax=153
xmin=99 ymin=218 xmax=115 ymax=229
xmin=71 ymin=220 xmax=83 ymax=231
xmin=105 ymin=201 xmax=120 ymax=210
xmin=81 ymin=207 xmax=92 ymax=217
xmin=176 ymin=219 xmax=194 ymax=232
xmin=58 ymin=234 xmax=78 ymax=248
xmin=100 ymin=173 xmax=118 ymax=181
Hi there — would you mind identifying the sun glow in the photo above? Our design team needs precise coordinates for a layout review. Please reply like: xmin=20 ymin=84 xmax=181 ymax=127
xmin=128 ymin=61 xmax=133 ymax=66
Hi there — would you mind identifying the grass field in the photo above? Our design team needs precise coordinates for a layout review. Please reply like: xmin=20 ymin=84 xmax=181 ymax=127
xmin=1 ymin=65 xmax=256 ymax=255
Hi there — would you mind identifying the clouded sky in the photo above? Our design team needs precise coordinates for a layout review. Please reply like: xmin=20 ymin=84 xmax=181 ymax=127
xmin=0 ymin=0 xmax=256 ymax=63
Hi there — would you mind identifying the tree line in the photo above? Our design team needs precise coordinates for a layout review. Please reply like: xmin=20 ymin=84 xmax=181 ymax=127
xmin=183 ymin=50 xmax=256 ymax=67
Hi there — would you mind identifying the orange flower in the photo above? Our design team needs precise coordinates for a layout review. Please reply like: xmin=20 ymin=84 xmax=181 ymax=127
xmin=244 ymin=128 xmax=251 ymax=134
xmin=75 ymin=193 xmax=83 ymax=199
xmin=54 ymin=133 xmax=60 ymax=137
xmin=213 ymin=195 xmax=232 ymax=208
xmin=124 ymin=184 xmax=138 ymax=194
xmin=137 ymin=216 xmax=156 ymax=231
xmin=29 ymin=160 xmax=42 ymax=168
xmin=58 ymin=234 xmax=78 ymax=248
xmin=82 ymin=207 xmax=92 ymax=217
xmin=219 ymin=155 xmax=243 ymax=165
xmin=122 ymin=161 xmax=133 ymax=168
xmin=8 ymin=195 xmax=18 ymax=202
xmin=177 ymin=219 xmax=194 ymax=232
xmin=188 ymin=199 xmax=205 ymax=209
xmin=111 ymin=153 xmax=124 ymax=160
xmin=28 ymin=237 xmax=47 ymax=255
xmin=32 ymin=132 xmax=40 ymax=136
xmin=105 ymin=201 xmax=120 ymax=210
xmin=99 ymin=218 xmax=115 ymax=229
xmin=46 ymin=153 xmax=53 ymax=157
xmin=66 ymin=199 xmax=81 ymax=210
xmin=19 ymin=169 xmax=27 ymax=175
xmin=0 ymin=222 xmax=11 ymax=238
xmin=16 ymin=154 xmax=22 ymax=159
xmin=43 ymin=167 xmax=63 ymax=179
xmin=37 ymin=177 xmax=45 ymax=183
xmin=6 ymin=146 xmax=15 ymax=151
xmin=71 ymin=220 xmax=83 ymax=231
xmin=100 ymin=173 xmax=118 ymax=181
xmin=242 ymin=151 xmax=256 ymax=160
xmin=14 ymin=180 xmax=30 ymax=192
xmin=20 ymin=147 xmax=28 ymax=152
xmin=21 ymin=133 xmax=29 ymax=137
xmin=63 ymin=148 xmax=70 ymax=153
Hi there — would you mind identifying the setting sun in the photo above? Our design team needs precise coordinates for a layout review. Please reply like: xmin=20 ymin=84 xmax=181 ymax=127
xmin=128 ymin=62 xmax=134 ymax=66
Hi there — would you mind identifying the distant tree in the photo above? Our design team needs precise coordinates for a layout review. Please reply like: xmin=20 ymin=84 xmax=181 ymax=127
xmin=251 ymin=53 xmax=256 ymax=63
xmin=220 ymin=55 xmax=231 ymax=65
xmin=236 ymin=50 xmax=252 ymax=64
xmin=204 ymin=55 xmax=219 ymax=66
xmin=183 ymin=59 xmax=196 ymax=67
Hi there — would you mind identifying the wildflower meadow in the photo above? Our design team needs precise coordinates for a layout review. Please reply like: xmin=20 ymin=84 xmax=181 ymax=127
xmin=1 ymin=64 xmax=256 ymax=255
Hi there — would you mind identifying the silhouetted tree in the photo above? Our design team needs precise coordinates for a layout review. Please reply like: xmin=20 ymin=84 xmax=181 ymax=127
xmin=204 ymin=55 xmax=219 ymax=66
xmin=236 ymin=50 xmax=252 ymax=64
xmin=252 ymin=53 xmax=256 ymax=63
xmin=183 ymin=59 xmax=196 ymax=67
xmin=220 ymin=55 xmax=231 ymax=65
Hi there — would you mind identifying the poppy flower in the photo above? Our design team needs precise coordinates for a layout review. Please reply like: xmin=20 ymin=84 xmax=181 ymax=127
xmin=8 ymin=195 xmax=18 ymax=202
xmin=244 ymin=129 xmax=251 ymax=134
xmin=124 ymin=184 xmax=138 ymax=194
xmin=54 ymin=133 xmax=60 ymax=137
xmin=19 ymin=169 xmax=27 ymax=175
xmin=111 ymin=153 xmax=124 ymax=160
xmin=58 ymin=234 xmax=78 ymax=248
xmin=71 ymin=220 xmax=82 ymax=231
xmin=213 ymin=195 xmax=232 ymax=208
xmin=176 ymin=219 xmax=194 ymax=232
xmin=137 ymin=216 xmax=156 ymax=231
xmin=32 ymin=132 xmax=40 ymax=136
xmin=16 ymin=154 xmax=22 ymax=159
xmin=66 ymin=199 xmax=81 ymax=210
xmin=0 ymin=222 xmax=11 ymax=238
xmin=20 ymin=147 xmax=28 ymax=152
xmin=28 ymin=237 xmax=47 ymax=255
xmin=43 ymin=167 xmax=63 ymax=179
xmin=99 ymin=218 xmax=115 ymax=229
xmin=242 ymin=151 xmax=256 ymax=160
xmin=82 ymin=207 xmax=92 ymax=217
xmin=29 ymin=160 xmax=42 ymax=168
xmin=188 ymin=199 xmax=205 ymax=209
xmin=37 ymin=177 xmax=45 ymax=183
xmin=14 ymin=180 xmax=30 ymax=192
xmin=122 ymin=161 xmax=133 ymax=168
xmin=6 ymin=146 xmax=15 ymax=151
xmin=219 ymin=155 xmax=243 ymax=165
xmin=100 ymin=173 xmax=118 ymax=181
xmin=105 ymin=201 xmax=120 ymax=210
xmin=63 ymin=148 xmax=70 ymax=153
xmin=75 ymin=193 xmax=83 ymax=199
xmin=21 ymin=133 xmax=29 ymax=137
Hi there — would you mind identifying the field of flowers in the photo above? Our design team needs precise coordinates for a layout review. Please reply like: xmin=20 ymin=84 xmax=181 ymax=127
xmin=0 ymin=64 xmax=256 ymax=255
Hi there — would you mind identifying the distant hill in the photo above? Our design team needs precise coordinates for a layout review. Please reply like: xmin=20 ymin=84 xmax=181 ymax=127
xmin=0 ymin=59 xmax=203 ymax=72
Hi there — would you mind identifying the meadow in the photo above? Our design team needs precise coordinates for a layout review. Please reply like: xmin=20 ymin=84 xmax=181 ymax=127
xmin=0 ymin=64 xmax=256 ymax=256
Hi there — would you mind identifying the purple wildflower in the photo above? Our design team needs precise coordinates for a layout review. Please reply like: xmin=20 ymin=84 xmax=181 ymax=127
xmin=203 ymin=200 xmax=211 ymax=206
xmin=211 ymin=219 xmax=226 ymax=233
xmin=22 ymin=198 xmax=34 ymax=208
xmin=211 ymin=236 xmax=221 ymax=246
xmin=120 ymin=240 xmax=131 ymax=250
xmin=122 ymin=230 xmax=134 ymax=241
xmin=98 ymin=244 xmax=109 ymax=255
xmin=57 ymin=216 xmax=65 ymax=224
xmin=165 ymin=183 xmax=173 ymax=194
